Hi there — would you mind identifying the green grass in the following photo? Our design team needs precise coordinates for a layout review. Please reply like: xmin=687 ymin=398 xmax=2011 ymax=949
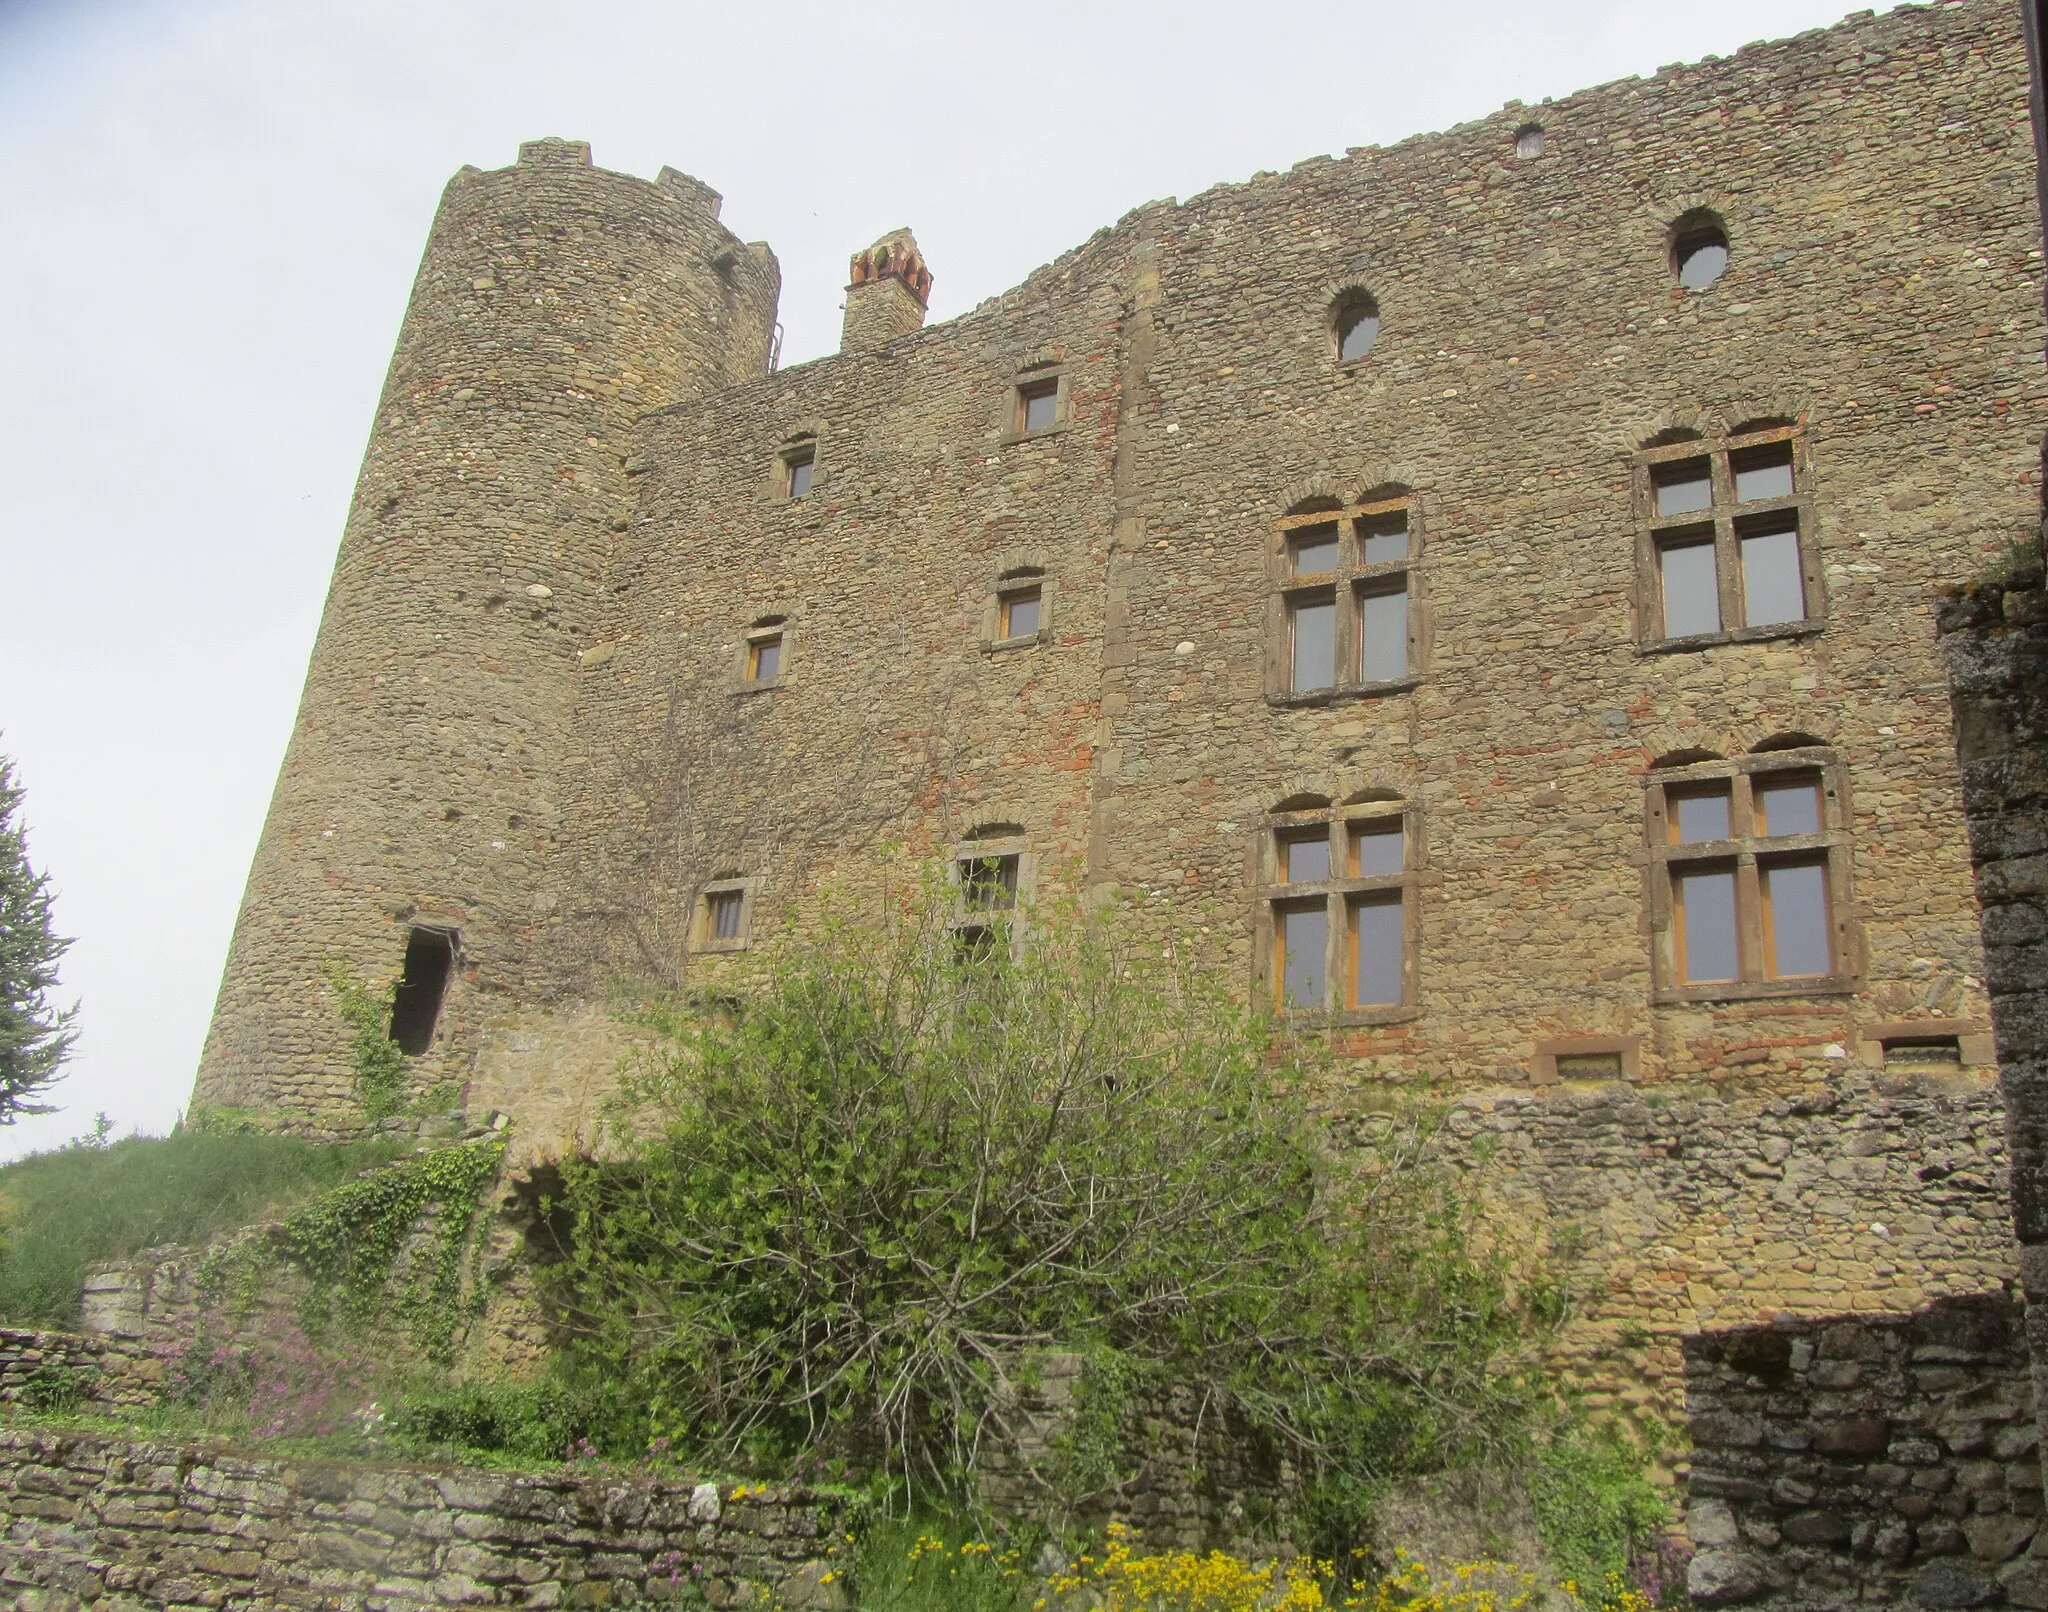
xmin=0 ymin=1130 xmax=398 ymax=1327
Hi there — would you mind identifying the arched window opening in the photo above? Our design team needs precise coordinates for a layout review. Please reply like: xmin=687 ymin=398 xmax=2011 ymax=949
xmin=1332 ymin=290 xmax=1380 ymax=362
xmin=1513 ymin=124 xmax=1546 ymax=160
xmin=1671 ymin=213 xmax=1730 ymax=291
xmin=389 ymin=927 xmax=456 ymax=1056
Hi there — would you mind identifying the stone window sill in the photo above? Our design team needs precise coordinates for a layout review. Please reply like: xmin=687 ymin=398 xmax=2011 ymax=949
xmin=731 ymin=677 xmax=786 ymax=697
xmin=1266 ymin=674 xmax=1424 ymax=709
xmin=1652 ymin=976 xmax=1857 ymax=1006
xmin=981 ymin=631 xmax=1051 ymax=655
xmin=1278 ymin=1004 xmax=1424 ymax=1029
xmin=999 ymin=422 xmax=1070 ymax=447
xmin=1641 ymin=619 xmax=1826 ymax=656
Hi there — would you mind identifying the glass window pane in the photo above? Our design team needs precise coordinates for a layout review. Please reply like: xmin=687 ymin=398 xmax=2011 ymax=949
xmin=787 ymin=455 xmax=814 ymax=497
xmin=1733 ymin=444 xmax=1794 ymax=503
xmin=1279 ymin=903 xmax=1328 ymax=1008
xmin=1756 ymin=777 xmax=1822 ymax=838
xmin=1359 ymin=518 xmax=1408 ymax=565
xmin=1291 ymin=598 xmax=1335 ymax=690
xmin=1351 ymin=894 xmax=1404 ymax=1007
xmin=1740 ymin=522 xmax=1806 ymax=627
xmin=1659 ymin=539 xmax=1721 ymax=637
xmin=752 ymin=638 xmax=782 ymax=680
xmin=1653 ymin=459 xmax=1713 ymax=517
xmin=1764 ymin=859 xmax=1832 ymax=977
xmin=1669 ymin=785 xmax=1732 ymax=844
xmin=1350 ymin=822 xmax=1404 ymax=876
xmin=1003 ymin=589 xmax=1041 ymax=638
xmin=1675 ymin=867 xmax=1739 ymax=982
xmin=1290 ymin=524 xmax=1340 ymax=574
xmin=962 ymin=855 xmax=1019 ymax=910
xmin=1359 ymin=585 xmax=1408 ymax=682
xmin=1023 ymin=385 xmax=1058 ymax=430
xmin=710 ymin=891 xmax=743 ymax=940
xmin=1282 ymin=832 xmax=1330 ymax=883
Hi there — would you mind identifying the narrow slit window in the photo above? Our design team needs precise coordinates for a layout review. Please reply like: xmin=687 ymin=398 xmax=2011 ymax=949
xmin=1738 ymin=516 xmax=1806 ymax=628
xmin=1674 ymin=866 xmax=1740 ymax=983
xmin=1349 ymin=894 xmax=1404 ymax=1008
xmin=1762 ymin=857 xmax=1832 ymax=977
xmin=1000 ymin=587 xmax=1042 ymax=640
xmin=1289 ymin=595 xmax=1336 ymax=691
xmin=389 ymin=928 xmax=455 ymax=1056
xmin=1019 ymin=378 xmax=1059 ymax=432
xmin=1358 ymin=582 xmax=1408 ymax=682
xmin=1290 ymin=523 xmax=1340 ymax=575
xmin=1277 ymin=901 xmax=1328 ymax=1009
xmin=1658 ymin=534 xmax=1722 ymax=638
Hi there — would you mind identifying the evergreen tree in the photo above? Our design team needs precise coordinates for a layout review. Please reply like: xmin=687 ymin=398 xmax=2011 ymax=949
xmin=0 ymin=751 xmax=74 ymax=1121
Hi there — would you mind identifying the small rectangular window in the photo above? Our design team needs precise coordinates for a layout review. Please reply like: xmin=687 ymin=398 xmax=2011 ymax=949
xmin=1349 ymin=894 xmax=1404 ymax=1008
xmin=1883 ymin=1036 xmax=1962 ymax=1069
xmin=786 ymin=448 xmax=815 ymax=499
xmin=1653 ymin=458 xmax=1714 ymax=517
xmin=1554 ymin=1051 xmax=1625 ymax=1079
xmin=707 ymin=890 xmax=744 ymax=941
xmin=1674 ymin=866 xmax=1740 ymax=983
xmin=389 ymin=927 xmax=456 ymax=1056
xmin=1358 ymin=582 xmax=1408 ymax=682
xmin=1349 ymin=821 xmax=1404 ymax=877
xmin=1000 ymin=587 xmax=1042 ymax=640
xmin=1280 ymin=830 xmax=1331 ymax=883
xmin=748 ymin=634 xmax=783 ymax=682
xmin=1277 ymin=901 xmax=1328 ymax=1009
xmin=955 ymin=924 xmax=998 ymax=964
xmin=1289 ymin=595 xmax=1336 ymax=691
xmin=961 ymin=854 xmax=1020 ymax=911
xmin=1668 ymin=784 xmax=1732 ymax=844
xmin=1289 ymin=524 xmax=1340 ymax=575
xmin=1358 ymin=513 xmax=1409 ymax=566
xmin=1657 ymin=533 xmax=1721 ymax=638
xmin=1019 ymin=378 xmax=1059 ymax=433
xmin=1755 ymin=776 xmax=1823 ymax=838
xmin=1732 ymin=442 xmax=1795 ymax=504
xmin=1762 ymin=857 xmax=1832 ymax=977
xmin=1738 ymin=516 xmax=1806 ymax=628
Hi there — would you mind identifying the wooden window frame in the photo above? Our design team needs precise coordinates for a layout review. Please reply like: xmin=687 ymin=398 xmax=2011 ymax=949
xmin=776 ymin=436 xmax=820 ymax=501
xmin=1255 ymin=798 xmax=1423 ymax=1024
xmin=1632 ymin=424 xmax=1826 ymax=652
xmin=1266 ymin=494 xmax=1428 ymax=705
xmin=1645 ymin=748 xmax=1859 ymax=1003
xmin=947 ymin=834 xmax=1034 ymax=957
xmin=690 ymin=875 xmax=759 ymax=955
xmin=736 ymin=618 xmax=790 ymax=691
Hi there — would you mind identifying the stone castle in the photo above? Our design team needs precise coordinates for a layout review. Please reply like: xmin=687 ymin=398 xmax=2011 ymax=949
xmin=193 ymin=0 xmax=2041 ymax=1455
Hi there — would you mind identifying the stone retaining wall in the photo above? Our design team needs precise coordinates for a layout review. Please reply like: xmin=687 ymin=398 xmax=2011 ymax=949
xmin=1684 ymin=1294 xmax=2042 ymax=1608
xmin=0 ymin=1427 xmax=846 ymax=1612
xmin=0 ymin=1333 xmax=163 ymax=1414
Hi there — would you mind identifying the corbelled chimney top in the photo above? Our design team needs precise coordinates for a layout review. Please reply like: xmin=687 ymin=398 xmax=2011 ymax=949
xmin=848 ymin=228 xmax=932 ymax=307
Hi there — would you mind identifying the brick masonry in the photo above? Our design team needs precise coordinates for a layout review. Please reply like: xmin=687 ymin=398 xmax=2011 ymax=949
xmin=193 ymin=0 xmax=2045 ymax=1431
xmin=0 ymin=1428 xmax=847 ymax=1612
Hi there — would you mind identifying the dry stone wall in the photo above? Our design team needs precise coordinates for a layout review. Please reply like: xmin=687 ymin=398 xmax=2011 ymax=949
xmin=0 ymin=1428 xmax=847 ymax=1612
xmin=1683 ymin=1296 xmax=2041 ymax=1609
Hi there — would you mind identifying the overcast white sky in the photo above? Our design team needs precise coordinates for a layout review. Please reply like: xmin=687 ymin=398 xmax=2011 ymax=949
xmin=0 ymin=0 xmax=1909 ymax=1158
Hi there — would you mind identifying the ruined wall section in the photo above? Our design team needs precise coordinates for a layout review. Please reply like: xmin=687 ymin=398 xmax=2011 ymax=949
xmin=195 ymin=142 xmax=779 ymax=1128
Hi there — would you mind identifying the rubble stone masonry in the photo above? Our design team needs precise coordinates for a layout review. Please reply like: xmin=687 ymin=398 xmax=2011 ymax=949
xmin=196 ymin=0 xmax=2045 ymax=1429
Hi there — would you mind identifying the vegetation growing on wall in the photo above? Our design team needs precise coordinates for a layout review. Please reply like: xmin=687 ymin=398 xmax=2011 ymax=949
xmin=0 ymin=1128 xmax=396 ymax=1326
xmin=322 ymin=962 xmax=409 ymax=1121
xmin=548 ymin=896 xmax=1556 ymax=1552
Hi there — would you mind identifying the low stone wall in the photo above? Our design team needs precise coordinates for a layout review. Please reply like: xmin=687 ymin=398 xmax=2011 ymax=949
xmin=0 ymin=1331 xmax=163 ymax=1413
xmin=1684 ymin=1293 xmax=2042 ymax=1608
xmin=0 ymin=1426 xmax=847 ymax=1612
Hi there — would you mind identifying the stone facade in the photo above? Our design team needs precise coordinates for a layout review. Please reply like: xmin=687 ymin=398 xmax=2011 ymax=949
xmin=195 ymin=0 xmax=2045 ymax=1427
xmin=1684 ymin=1296 xmax=2041 ymax=1609
xmin=0 ymin=1428 xmax=846 ymax=1612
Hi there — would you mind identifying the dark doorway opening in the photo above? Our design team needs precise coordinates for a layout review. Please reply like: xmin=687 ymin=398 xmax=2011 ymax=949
xmin=389 ymin=927 xmax=456 ymax=1055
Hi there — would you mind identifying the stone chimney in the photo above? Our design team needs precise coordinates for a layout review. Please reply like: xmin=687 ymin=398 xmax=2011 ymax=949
xmin=841 ymin=228 xmax=932 ymax=354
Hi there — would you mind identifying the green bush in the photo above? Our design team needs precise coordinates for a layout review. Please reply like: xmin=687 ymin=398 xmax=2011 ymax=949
xmin=551 ymin=892 xmax=1552 ymax=1542
xmin=389 ymin=1378 xmax=578 ymax=1462
xmin=0 ymin=1128 xmax=396 ymax=1326
xmin=1529 ymin=1425 xmax=1668 ymax=1595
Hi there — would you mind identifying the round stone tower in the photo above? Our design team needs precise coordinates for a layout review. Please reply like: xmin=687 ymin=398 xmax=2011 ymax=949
xmin=195 ymin=139 xmax=780 ymax=1126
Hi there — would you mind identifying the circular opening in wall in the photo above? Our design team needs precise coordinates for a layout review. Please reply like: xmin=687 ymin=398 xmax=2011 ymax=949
xmin=1513 ymin=123 xmax=1546 ymax=159
xmin=1332 ymin=290 xmax=1379 ymax=362
xmin=1672 ymin=214 xmax=1730 ymax=291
